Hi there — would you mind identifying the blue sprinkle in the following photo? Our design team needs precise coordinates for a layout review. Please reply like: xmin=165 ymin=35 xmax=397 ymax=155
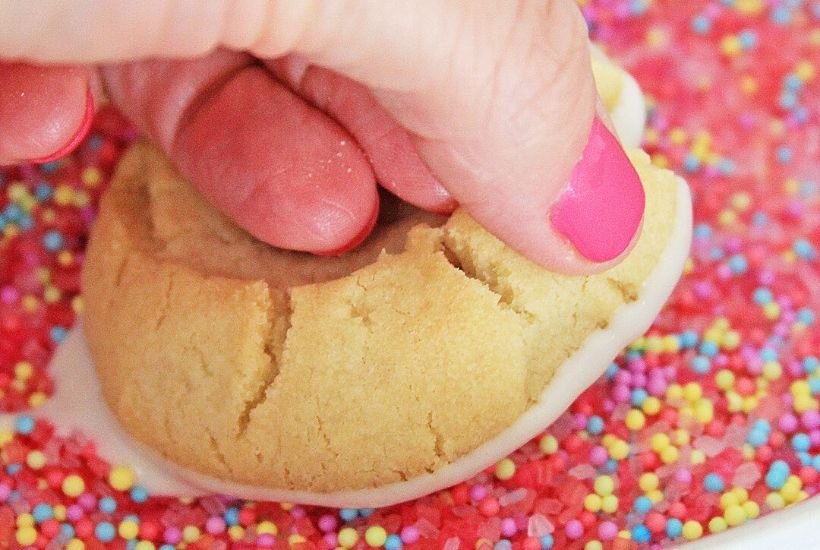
xmin=540 ymin=534 xmax=554 ymax=549
xmin=794 ymin=239 xmax=816 ymax=259
xmin=666 ymin=518 xmax=683 ymax=538
xmin=717 ymin=158 xmax=736 ymax=175
xmin=160 ymin=545 xmax=176 ymax=550
xmin=797 ymin=308 xmax=816 ymax=326
xmin=130 ymin=486 xmax=149 ymax=503
xmin=728 ymin=254 xmax=748 ymax=274
xmin=631 ymin=389 xmax=649 ymax=407
xmin=605 ymin=363 xmax=619 ymax=380
xmin=693 ymin=223 xmax=713 ymax=239
xmin=683 ymin=154 xmax=701 ymax=172
xmin=32 ymin=503 xmax=53 ymax=523
xmin=126 ymin=541 xmax=137 ymax=550
xmin=779 ymin=91 xmax=797 ymax=109
xmin=587 ymin=415 xmax=605 ymax=435
xmin=691 ymin=355 xmax=711 ymax=374
xmin=703 ymin=473 xmax=725 ymax=493
xmin=98 ymin=496 xmax=117 ymax=514
xmin=753 ymin=419 xmax=771 ymax=433
xmin=42 ymin=230 xmax=64 ymax=251
xmin=339 ymin=508 xmax=358 ymax=521
xmin=691 ymin=15 xmax=712 ymax=33
xmin=752 ymin=212 xmax=768 ymax=226
xmin=709 ymin=247 xmax=725 ymax=261
xmin=699 ymin=341 xmax=719 ymax=357
xmin=18 ymin=216 xmax=34 ymax=231
xmin=771 ymin=460 xmax=790 ymax=473
xmin=60 ymin=523 xmax=75 ymax=539
xmin=87 ymin=135 xmax=104 ymax=151
xmin=810 ymin=378 xmax=820 ymax=395
xmin=358 ymin=508 xmax=375 ymax=518
xmin=772 ymin=5 xmax=792 ymax=24
xmin=680 ymin=330 xmax=699 ymax=348
xmin=494 ymin=541 xmax=512 ymax=550
xmin=632 ymin=524 xmax=651 ymax=542
xmin=746 ymin=428 xmax=768 ymax=448
xmin=760 ymin=348 xmax=778 ymax=362
xmin=50 ymin=326 xmax=67 ymax=344
xmin=223 ymin=507 xmax=239 ymax=526
xmin=4 ymin=204 xmax=22 ymax=221
xmin=798 ymin=452 xmax=812 ymax=466
xmin=15 ymin=415 xmax=35 ymax=435
xmin=738 ymin=29 xmax=757 ymax=48
xmin=39 ymin=162 xmax=60 ymax=174
xmin=6 ymin=464 xmax=21 ymax=475
xmin=604 ymin=459 xmax=618 ymax=473
xmin=384 ymin=534 xmax=403 ymax=550
xmin=792 ymin=433 xmax=811 ymax=452
xmin=784 ymin=73 xmax=803 ymax=91
xmin=813 ymin=455 xmax=820 ymax=471
xmin=634 ymin=496 xmax=653 ymax=513
xmin=35 ymin=183 xmax=53 ymax=201
xmin=753 ymin=288 xmax=773 ymax=304
xmin=804 ymin=356 xmax=819 ymax=374
xmin=777 ymin=146 xmax=793 ymax=164
xmin=95 ymin=522 xmax=116 ymax=543
xmin=765 ymin=470 xmax=787 ymax=490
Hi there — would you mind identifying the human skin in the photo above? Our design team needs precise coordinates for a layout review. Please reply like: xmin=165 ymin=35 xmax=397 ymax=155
xmin=0 ymin=0 xmax=644 ymax=274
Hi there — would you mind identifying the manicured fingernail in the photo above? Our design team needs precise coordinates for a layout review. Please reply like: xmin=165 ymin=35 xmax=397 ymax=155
xmin=31 ymin=88 xmax=94 ymax=164
xmin=549 ymin=116 xmax=645 ymax=263
xmin=313 ymin=201 xmax=380 ymax=256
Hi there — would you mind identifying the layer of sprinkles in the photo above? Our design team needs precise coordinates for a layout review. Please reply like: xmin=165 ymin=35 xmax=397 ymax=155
xmin=0 ymin=1 xmax=818 ymax=548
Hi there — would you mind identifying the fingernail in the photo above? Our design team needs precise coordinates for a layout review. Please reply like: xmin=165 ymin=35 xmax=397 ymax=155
xmin=313 ymin=201 xmax=380 ymax=256
xmin=549 ymin=116 xmax=645 ymax=263
xmin=31 ymin=88 xmax=94 ymax=164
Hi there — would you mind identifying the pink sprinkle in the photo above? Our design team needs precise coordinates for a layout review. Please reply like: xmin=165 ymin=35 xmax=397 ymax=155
xmin=401 ymin=525 xmax=420 ymax=544
xmin=565 ymin=519 xmax=584 ymax=539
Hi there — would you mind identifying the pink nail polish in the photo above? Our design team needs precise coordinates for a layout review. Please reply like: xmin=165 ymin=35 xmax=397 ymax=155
xmin=549 ymin=116 xmax=645 ymax=263
xmin=31 ymin=88 xmax=95 ymax=164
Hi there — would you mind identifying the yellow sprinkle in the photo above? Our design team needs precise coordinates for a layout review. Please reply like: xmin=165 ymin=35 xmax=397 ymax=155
xmin=66 ymin=538 xmax=85 ymax=550
xmin=669 ymin=128 xmax=687 ymax=144
xmin=683 ymin=257 xmax=694 ymax=275
xmin=0 ymin=429 xmax=13 ymax=446
xmin=4 ymin=225 xmax=20 ymax=238
xmin=741 ymin=396 xmax=759 ymax=413
xmin=57 ymin=251 xmax=74 ymax=267
xmin=62 ymin=474 xmax=85 ymax=497
xmin=662 ymin=334 xmax=681 ymax=353
xmin=796 ymin=490 xmax=809 ymax=502
xmin=660 ymin=446 xmax=679 ymax=464
xmin=682 ymin=520 xmax=704 ymax=540
xmin=54 ymin=185 xmax=75 ymax=206
xmin=617 ymin=530 xmax=632 ymax=540
xmin=650 ymin=433 xmax=670 ymax=452
xmin=644 ymin=128 xmax=659 ymax=145
xmin=731 ymin=487 xmax=749 ymax=503
xmin=228 ymin=526 xmax=245 ymax=541
xmin=735 ymin=0 xmax=764 ymax=15
xmin=651 ymin=153 xmax=669 ymax=168
xmin=257 ymin=521 xmax=278 ymax=536
xmin=365 ymin=525 xmax=388 ymax=547
xmin=645 ymin=27 xmax=667 ymax=48
xmin=73 ymin=190 xmax=90 ymax=208
xmin=708 ymin=516 xmax=728 ymax=533
xmin=16 ymin=526 xmax=38 ymax=546
xmin=726 ymin=391 xmax=743 ymax=412
xmin=594 ymin=475 xmax=615 ymax=496
xmin=694 ymin=399 xmax=714 ymax=423
xmin=718 ymin=209 xmax=737 ymax=226
xmin=109 ymin=465 xmax=135 ymax=491
xmin=26 ymin=450 xmax=46 ymax=470
xmin=722 ymin=330 xmax=741 ymax=351
xmin=625 ymin=409 xmax=646 ymax=431
xmin=584 ymin=493 xmax=602 ymax=512
xmin=766 ymin=492 xmax=785 ymax=510
xmin=495 ymin=458 xmax=516 ymax=480
xmin=539 ymin=434 xmax=558 ymax=454
xmin=763 ymin=302 xmax=780 ymax=320
xmin=22 ymin=295 xmax=39 ymax=313
xmin=119 ymin=519 xmax=139 ymax=540
xmin=14 ymin=361 xmax=33 ymax=380
xmin=793 ymin=394 xmax=818 ymax=413
xmin=791 ymin=380 xmax=811 ymax=396
xmin=182 ymin=525 xmax=200 ymax=543
xmin=720 ymin=492 xmax=738 ymax=510
xmin=647 ymin=489 xmax=664 ymax=504
xmin=704 ymin=327 xmax=724 ymax=343
xmin=338 ymin=527 xmax=359 ymax=548
xmin=740 ymin=75 xmax=758 ymax=95
xmin=742 ymin=444 xmax=756 ymax=460
xmin=673 ymin=429 xmax=691 ymax=447
xmin=601 ymin=494 xmax=619 ymax=514
xmin=44 ymin=286 xmax=61 ymax=303
xmin=783 ymin=178 xmax=800 ymax=195
xmin=17 ymin=513 xmax=34 ymax=527
xmin=642 ymin=397 xmax=661 ymax=416
xmin=724 ymin=504 xmax=746 ymax=526
xmin=585 ymin=541 xmax=604 ymax=550
xmin=638 ymin=473 xmax=659 ymax=492
xmin=743 ymin=500 xmax=760 ymax=519
xmin=601 ymin=434 xmax=617 ymax=448
xmin=609 ymin=440 xmax=630 ymax=460
xmin=715 ymin=370 xmax=735 ymax=390
xmin=82 ymin=167 xmax=103 ymax=187
xmin=53 ymin=505 xmax=66 ymax=521
xmin=645 ymin=336 xmax=664 ymax=353
xmin=666 ymin=384 xmax=684 ymax=401
xmin=795 ymin=60 xmax=816 ymax=81
xmin=135 ymin=542 xmax=155 ymax=550
xmin=288 ymin=534 xmax=306 ymax=544
xmin=762 ymin=361 xmax=783 ymax=380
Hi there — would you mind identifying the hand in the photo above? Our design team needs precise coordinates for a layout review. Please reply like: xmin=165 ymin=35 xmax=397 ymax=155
xmin=0 ymin=1 xmax=644 ymax=273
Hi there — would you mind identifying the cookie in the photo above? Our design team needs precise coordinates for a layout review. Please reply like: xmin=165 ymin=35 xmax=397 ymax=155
xmin=82 ymin=136 xmax=690 ymax=505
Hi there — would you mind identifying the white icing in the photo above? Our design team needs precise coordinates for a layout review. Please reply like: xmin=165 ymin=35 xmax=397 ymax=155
xmin=610 ymin=70 xmax=646 ymax=149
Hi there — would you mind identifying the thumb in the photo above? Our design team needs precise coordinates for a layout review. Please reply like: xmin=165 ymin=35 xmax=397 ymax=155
xmin=0 ymin=0 xmax=644 ymax=273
